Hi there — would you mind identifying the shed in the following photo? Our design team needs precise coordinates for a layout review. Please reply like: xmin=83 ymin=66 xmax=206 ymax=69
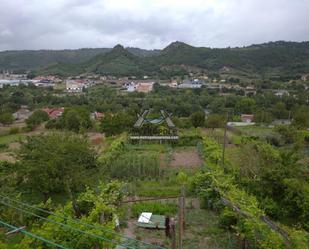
xmin=137 ymin=212 xmax=166 ymax=229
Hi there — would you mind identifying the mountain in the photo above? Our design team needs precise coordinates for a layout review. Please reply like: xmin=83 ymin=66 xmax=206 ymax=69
xmin=1 ymin=41 xmax=309 ymax=78
xmin=0 ymin=47 xmax=158 ymax=72
xmin=155 ymin=41 xmax=309 ymax=76
xmin=85 ymin=45 xmax=146 ymax=76
xmin=0 ymin=48 xmax=110 ymax=71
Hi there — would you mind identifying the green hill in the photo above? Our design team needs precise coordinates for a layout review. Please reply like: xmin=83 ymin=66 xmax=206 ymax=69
xmin=85 ymin=45 xmax=146 ymax=76
xmin=1 ymin=41 xmax=309 ymax=78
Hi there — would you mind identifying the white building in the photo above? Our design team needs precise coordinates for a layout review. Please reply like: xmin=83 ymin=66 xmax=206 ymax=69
xmin=66 ymin=80 xmax=88 ymax=93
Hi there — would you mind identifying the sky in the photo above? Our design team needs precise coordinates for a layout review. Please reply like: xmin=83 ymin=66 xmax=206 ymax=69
xmin=0 ymin=0 xmax=309 ymax=51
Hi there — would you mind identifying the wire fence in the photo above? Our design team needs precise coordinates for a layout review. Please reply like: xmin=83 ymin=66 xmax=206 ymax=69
xmin=0 ymin=194 xmax=167 ymax=249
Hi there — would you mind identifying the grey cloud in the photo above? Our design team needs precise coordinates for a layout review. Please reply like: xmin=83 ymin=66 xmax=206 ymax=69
xmin=0 ymin=0 xmax=309 ymax=50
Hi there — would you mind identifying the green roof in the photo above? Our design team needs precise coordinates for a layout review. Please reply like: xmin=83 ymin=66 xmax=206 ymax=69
xmin=137 ymin=215 xmax=166 ymax=229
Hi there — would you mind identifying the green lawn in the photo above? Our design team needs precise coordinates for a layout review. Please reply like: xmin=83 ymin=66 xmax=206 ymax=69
xmin=0 ymin=134 xmax=25 ymax=145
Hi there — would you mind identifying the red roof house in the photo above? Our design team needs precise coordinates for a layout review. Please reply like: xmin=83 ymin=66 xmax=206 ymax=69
xmin=241 ymin=114 xmax=254 ymax=123
xmin=42 ymin=108 xmax=65 ymax=119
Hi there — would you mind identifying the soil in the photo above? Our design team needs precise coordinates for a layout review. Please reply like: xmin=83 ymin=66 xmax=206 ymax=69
xmin=8 ymin=142 xmax=21 ymax=150
xmin=87 ymin=132 xmax=105 ymax=145
xmin=0 ymin=152 xmax=16 ymax=162
xmin=170 ymin=150 xmax=203 ymax=168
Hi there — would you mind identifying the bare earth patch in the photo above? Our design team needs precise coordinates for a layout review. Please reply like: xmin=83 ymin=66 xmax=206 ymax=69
xmin=170 ymin=150 xmax=203 ymax=168
xmin=87 ymin=132 xmax=105 ymax=145
xmin=8 ymin=142 xmax=21 ymax=150
xmin=0 ymin=152 xmax=16 ymax=162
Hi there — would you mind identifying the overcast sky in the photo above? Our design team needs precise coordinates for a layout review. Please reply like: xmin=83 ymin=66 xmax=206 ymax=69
xmin=0 ymin=0 xmax=309 ymax=51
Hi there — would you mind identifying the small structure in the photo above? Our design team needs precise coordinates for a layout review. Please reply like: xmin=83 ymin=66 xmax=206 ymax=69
xmin=241 ymin=114 xmax=254 ymax=123
xmin=135 ymin=82 xmax=154 ymax=93
xmin=91 ymin=111 xmax=104 ymax=120
xmin=274 ymin=89 xmax=289 ymax=97
xmin=66 ymin=80 xmax=88 ymax=93
xmin=42 ymin=108 xmax=64 ymax=119
xmin=227 ymin=121 xmax=255 ymax=127
xmin=13 ymin=107 xmax=32 ymax=122
xmin=177 ymin=79 xmax=202 ymax=89
xmin=301 ymin=74 xmax=309 ymax=81
xmin=137 ymin=212 xmax=166 ymax=229
xmin=244 ymin=86 xmax=257 ymax=96
xmin=272 ymin=119 xmax=292 ymax=126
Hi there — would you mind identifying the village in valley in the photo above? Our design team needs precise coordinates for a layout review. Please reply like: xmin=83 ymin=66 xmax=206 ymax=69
xmin=1 ymin=1 xmax=309 ymax=248
xmin=0 ymin=54 xmax=309 ymax=248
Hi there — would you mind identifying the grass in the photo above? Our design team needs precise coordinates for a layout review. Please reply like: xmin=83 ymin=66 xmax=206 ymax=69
xmin=132 ymin=180 xmax=181 ymax=197
xmin=183 ymin=208 xmax=238 ymax=249
xmin=0 ymin=134 xmax=25 ymax=145
xmin=131 ymin=202 xmax=178 ymax=218
xmin=237 ymin=125 xmax=276 ymax=138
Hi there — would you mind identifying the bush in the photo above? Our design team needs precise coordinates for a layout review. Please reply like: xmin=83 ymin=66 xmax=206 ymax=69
xmin=9 ymin=127 xmax=19 ymax=134
xmin=0 ymin=144 xmax=8 ymax=150
xmin=219 ymin=208 xmax=238 ymax=229
xmin=190 ymin=111 xmax=205 ymax=128
xmin=205 ymin=114 xmax=225 ymax=129
xmin=0 ymin=113 xmax=13 ymax=125
xmin=26 ymin=110 xmax=49 ymax=130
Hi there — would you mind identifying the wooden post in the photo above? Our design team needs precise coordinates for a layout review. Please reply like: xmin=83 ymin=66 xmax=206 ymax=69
xmin=178 ymin=186 xmax=186 ymax=249
xmin=178 ymin=196 xmax=183 ymax=249
xmin=181 ymin=186 xmax=185 ymax=230
xmin=171 ymin=219 xmax=176 ymax=249
xmin=222 ymin=112 xmax=228 ymax=172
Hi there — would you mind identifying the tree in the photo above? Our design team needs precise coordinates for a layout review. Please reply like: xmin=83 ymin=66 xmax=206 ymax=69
xmin=64 ymin=109 xmax=81 ymax=132
xmin=101 ymin=112 xmax=134 ymax=136
xmin=272 ymin=102 xmax=289 ymax=119
xmin=190 ymin=111 xmax=205 ymax=128
xmin=254 ymin=109 xmax=274 ymax=124
xmin=293 ymin=105 xmax=309 ymax=128
xmin=17 ymin=133 xmax=97 ymax=204
xmin=235 ymin=98 xmax=256 ymax=114
xmin=0 ymin=113 xmax=13 ymax=125
xmin=205 ymin=114 xmax=225 ymax=129
xmin=26 ymin=110 xmax=49 ymax=130
xmin=58 ymin=108 xmax=92 ymax=132
xmin=19 ymin=181 xmax=125 ymax=249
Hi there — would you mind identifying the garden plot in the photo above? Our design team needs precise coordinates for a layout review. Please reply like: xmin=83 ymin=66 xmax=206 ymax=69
xmin=170 ymin=148 xmax=203 ymax=169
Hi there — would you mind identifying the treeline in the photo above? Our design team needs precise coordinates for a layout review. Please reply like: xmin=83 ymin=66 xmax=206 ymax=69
xmin=1 ymin=83 xmax=309 ymax=132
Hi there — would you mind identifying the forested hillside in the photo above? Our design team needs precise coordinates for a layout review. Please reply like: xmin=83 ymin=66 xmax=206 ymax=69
xmin=1 ymin=41 xmax=309 ymax=78
xmin=0 ymin=47 xmax=157 ymax=71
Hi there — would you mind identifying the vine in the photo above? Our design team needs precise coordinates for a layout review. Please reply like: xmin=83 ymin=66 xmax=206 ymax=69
xmin=191 ymin=136 xmax=309 ymax=249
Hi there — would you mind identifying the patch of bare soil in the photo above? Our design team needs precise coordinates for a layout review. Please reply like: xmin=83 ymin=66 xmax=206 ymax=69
xmin=0 ymin=152 xmax=16 ymax=162
xmin=8 ymin=142 xmax=21 ymax=150
xmin=87 ymin=132 xmax=105 ymax=145
xmin=170 ymin=150 xmax=203 ymax=168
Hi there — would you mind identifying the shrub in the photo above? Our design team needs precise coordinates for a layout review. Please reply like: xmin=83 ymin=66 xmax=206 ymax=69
xmin=219 ymin=208 xmax=238 ymax=229
xmin=9 ymin=127 xmax=19 ymax=134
